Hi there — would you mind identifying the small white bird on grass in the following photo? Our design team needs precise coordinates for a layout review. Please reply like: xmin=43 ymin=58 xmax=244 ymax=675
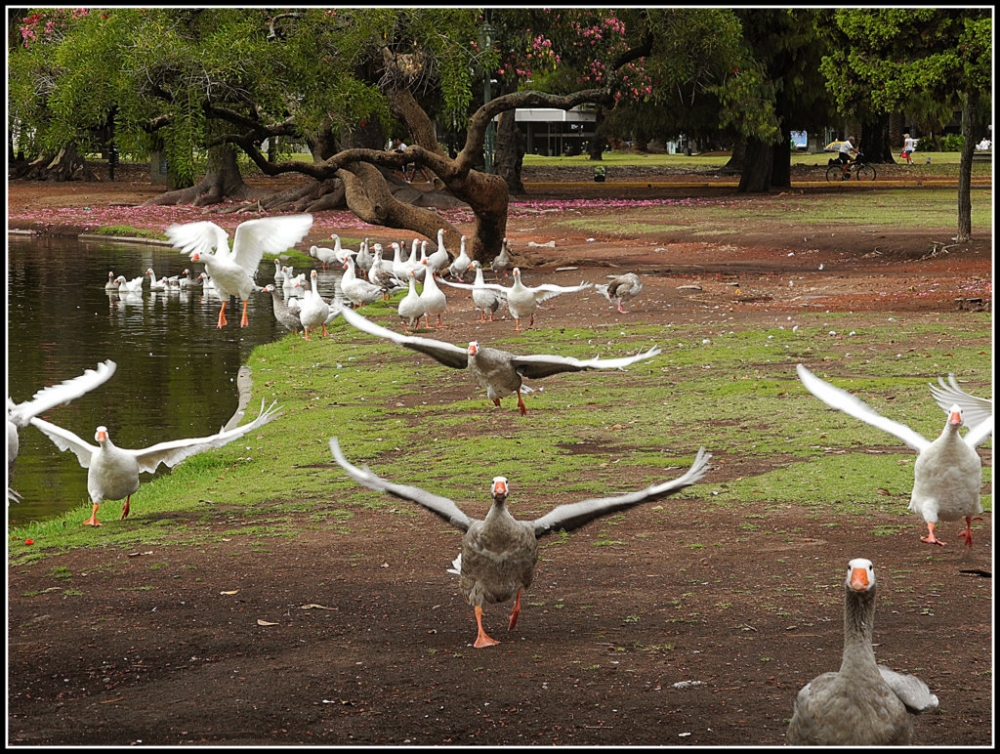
xmin=166 ymin=214 xmax=313 ymax=328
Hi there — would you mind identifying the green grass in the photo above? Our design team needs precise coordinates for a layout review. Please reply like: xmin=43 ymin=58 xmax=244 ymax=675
xmin=521 ymin=149 xmax=972 ymax=168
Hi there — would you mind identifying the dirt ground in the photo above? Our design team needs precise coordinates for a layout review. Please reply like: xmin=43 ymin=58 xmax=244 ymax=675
xmin=6 ymin=164 xmax=994 ymax=746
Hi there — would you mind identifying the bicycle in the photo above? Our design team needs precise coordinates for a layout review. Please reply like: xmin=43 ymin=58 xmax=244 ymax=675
xmin=826 ymin=152 xmax=876 ymax=182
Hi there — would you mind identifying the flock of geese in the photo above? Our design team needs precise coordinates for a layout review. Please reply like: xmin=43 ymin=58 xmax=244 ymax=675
xmin=7 ymin=212 xmax=992 ymax=745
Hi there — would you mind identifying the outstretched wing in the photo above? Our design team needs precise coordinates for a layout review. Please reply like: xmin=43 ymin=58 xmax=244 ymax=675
xmin=230 ymin=214 xmax=313 ymax=273
xmin=532 ymin=447 xmax=712 ymax=537
xmin=165 ymin=221 xmax=230 ymax=259
xmin=9 ymin=360 xmax=117 ymax=427
xmin=510 ymin=346 xmax=661 ymax=380
xmin=329 ymin=437 xmax=472 ymax=532
xmin=796 ymin=364 xmax=930 ymax=452
xmin=129 ymin=400 xmax=282 ymax=473
xmin=929 ymin=374 xmax=992 ymax=429
xmin=336 ymin=305 xmax=469 ymax=370
xmin=28 ymin=416 xmax=98 ymax=468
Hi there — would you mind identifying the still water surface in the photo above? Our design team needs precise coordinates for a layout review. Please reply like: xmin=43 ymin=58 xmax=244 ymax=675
xmin=7 ymin=234 xmax=335 ymax=525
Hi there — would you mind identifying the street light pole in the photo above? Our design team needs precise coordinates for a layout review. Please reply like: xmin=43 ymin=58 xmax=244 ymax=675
xmin=482 ymin=17 xmax=495 ymax=174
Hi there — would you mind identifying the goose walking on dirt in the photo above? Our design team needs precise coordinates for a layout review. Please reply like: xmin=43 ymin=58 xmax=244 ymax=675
xmin=165 ymin=214 xmax=313 ymax=328
xmin=786 ymin=558 xmax=938 ymax=745
xmin=418 ymin=265 xmax=448 ymax=328
xmin=595 ymin=272 xmax=643 ymax=313
xmin=330 ymin=437 xmax=711 ymax=648
xmin=490 ymin=238 xmax=513 ymax=280
xmin=30 ymin=400 xmax=282 ymax=526
xmin=796 ymin=364 xmax=991 ymax=547
xmin=447 ymin=236 xmax=472 ymax=281
xmin=335 ymin=306 xmax=661 ymax=415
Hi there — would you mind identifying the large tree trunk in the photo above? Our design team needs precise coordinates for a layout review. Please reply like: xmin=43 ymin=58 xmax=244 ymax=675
xmin=587 ymin=106 xmax=608 ymax=161
xmin=11 ymin=142 xmax=98 ymax=182
xmin=770 ymin=130 xmax=792 ymax=189
xmin=494 ymin=109 xmax=525 ymax=195
xmin=955 ymin=89 xmax=979 ymax=243
xmin=737 ymin=138 xmax=773 ymax=193
xmin=141 ymin=144 xmax=265 ymax=207
xmin=860 ymin=112 xmax=894 ymax=163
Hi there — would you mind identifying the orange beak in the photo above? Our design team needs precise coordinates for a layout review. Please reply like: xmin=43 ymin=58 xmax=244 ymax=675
xmin=949 ymin=410 xmax=962 ymax=426
xmin=849 ymin=567 xmax=869 ymax=591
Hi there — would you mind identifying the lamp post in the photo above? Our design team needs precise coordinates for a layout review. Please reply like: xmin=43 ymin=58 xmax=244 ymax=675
xmin=482 ymin=18 xmax=495 ymax=174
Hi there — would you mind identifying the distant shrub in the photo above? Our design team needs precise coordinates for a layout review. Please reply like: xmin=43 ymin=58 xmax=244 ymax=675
xmin=939 ymin=134 xmax=965 ymax=152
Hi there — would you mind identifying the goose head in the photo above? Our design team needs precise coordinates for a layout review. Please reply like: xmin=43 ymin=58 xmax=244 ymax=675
xmin=491 ymin=476 xmax=509 ymax=504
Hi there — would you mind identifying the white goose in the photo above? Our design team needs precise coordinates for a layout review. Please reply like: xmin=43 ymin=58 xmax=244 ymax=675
xmin=299 ymin=269 xmax=332 ymax=340
xmin=30 ymin=400 xmax=282 ymax=526
xmin=330 ymin=437 xmax=710 ymax=648
xmin=440 ymin=261 xmax=505 ymax=322
xmin=330 ymin=234 xmax=356 ymax=264
xmin=447 ymin=235 xmax=472 ymax=281
xmin=165 ymin=214 xmax=313 ymax=328
xmin=355 ymin=238 xmax=374 ymax=274
xmin=146 ymin=267 xmax=167 ymax=292
xmin=104 ymin=271 xmax=119 ymax=290
xmin=796 ymin=363 xmax=991 ymax=547
xmin=8 ymin=360 xmax=118 ymax=502
xmin=273 ymin=258 xmax=285 ymax=284
xmin=449 ymin=267 xmax=592 ymax=331
xmin=341 ymin=257 xmax=388 ymax=309
xmin=337 ymin=306 xmax=662 ymax=415
xmin=178 ymin=268 xmax=202 ymax=290
xmin=418 ymin=264 xmax=448 ymax=328
xmin=309 ymin=244 xmax=340 ymax=271
xmin=397 ymin=270 xmax=426 ymax=332
xmin=114 ymin=275 xmax=145 ymax=294
xmin=786 ymin=558 xmax=938 ymax=745
xmin=490 ymin=238 xmax=513 ymax=280
xmin=426 ymin=229 xmax=451 ymax=274
xmin=929 ymin=374 xmax=992 ymax=429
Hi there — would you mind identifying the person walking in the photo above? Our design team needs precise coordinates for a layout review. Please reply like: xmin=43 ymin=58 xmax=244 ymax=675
xmin=902 ymin=134 xmax=916 ymax=165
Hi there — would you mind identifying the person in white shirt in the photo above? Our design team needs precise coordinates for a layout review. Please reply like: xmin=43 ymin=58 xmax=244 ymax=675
xmin=902 ymin=134 xmax=916 ymax=164
xmin=838 ymin=136 xmax=858 ymax=178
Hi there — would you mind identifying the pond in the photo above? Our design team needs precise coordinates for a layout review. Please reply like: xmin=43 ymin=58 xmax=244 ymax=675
xmin=6 ymin=234 xmax=338 ymax=525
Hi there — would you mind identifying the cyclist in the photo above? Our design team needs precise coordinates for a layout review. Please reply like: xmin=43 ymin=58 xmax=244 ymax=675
xmin=838 ymin=136 xmax=859 ymax=179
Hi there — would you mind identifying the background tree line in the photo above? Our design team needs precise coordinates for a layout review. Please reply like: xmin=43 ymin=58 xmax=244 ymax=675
xmin=8 ymin=7 xmax=991 ymax=253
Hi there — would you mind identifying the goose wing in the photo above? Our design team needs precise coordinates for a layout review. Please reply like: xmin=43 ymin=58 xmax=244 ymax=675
xmin=230 ymin=214 xmax=313 ymax=274
xmin=929 ymin=375 xmax=992 ymax=429
xmin=877 ymin=666 xmax=939 ymax=713
xmin=166 ymin=221 xmax=230 ymax=259
xmin=329 ymin=438 xmax=472 ymax=532
xmin=796 ymin=364 xmax=931 ymax=452
xmin=127 ymin=400 xmax=281 ymax=473
xmin=510 ymin=346 xmax=661 ymax=380
xmin=28 ymin=417 xmax=98 ymax=468
xmin=9 ymin=361 xmax=117 ymax=427
xmin=531 ymin=448 xmax=711 ymax=537
xmin=337 ymin=306 xmax=469 ymax=370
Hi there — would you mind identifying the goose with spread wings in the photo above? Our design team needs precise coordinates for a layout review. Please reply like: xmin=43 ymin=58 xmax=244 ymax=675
xmin=165 ymin=214 xmax=313 ymax=328
xmin=8 ymin=360 xmax=118 ymax=502
xmin=797 ymin=363 xmax=991 ymax=547
xmin=928 ymin=374 xmax=992 ymax=429
xmin=336 ymin=305 xmax=661 ymax=415
xmin=330 ymin=437 xmax=711 ymax=648
xmin=30 ymin=400 xmax=282 ymax=526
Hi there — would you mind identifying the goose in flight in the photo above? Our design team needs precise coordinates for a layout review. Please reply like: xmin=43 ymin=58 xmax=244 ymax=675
xmin=166 ymin=214 xmax=313 ymax=328
xmin=797 ymin=363 xmax=991 ymax=547
xmin=928 ymin=374 xmax=992 ymax=429
xmin=335 ymin=305 xmax=661 ymax=415
xmin=330 ymin=437 xmax=711 ymax=648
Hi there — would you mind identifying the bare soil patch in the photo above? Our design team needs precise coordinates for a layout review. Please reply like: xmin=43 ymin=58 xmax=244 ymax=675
xmin=7 ymin=166 xmax=993 ymax=746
